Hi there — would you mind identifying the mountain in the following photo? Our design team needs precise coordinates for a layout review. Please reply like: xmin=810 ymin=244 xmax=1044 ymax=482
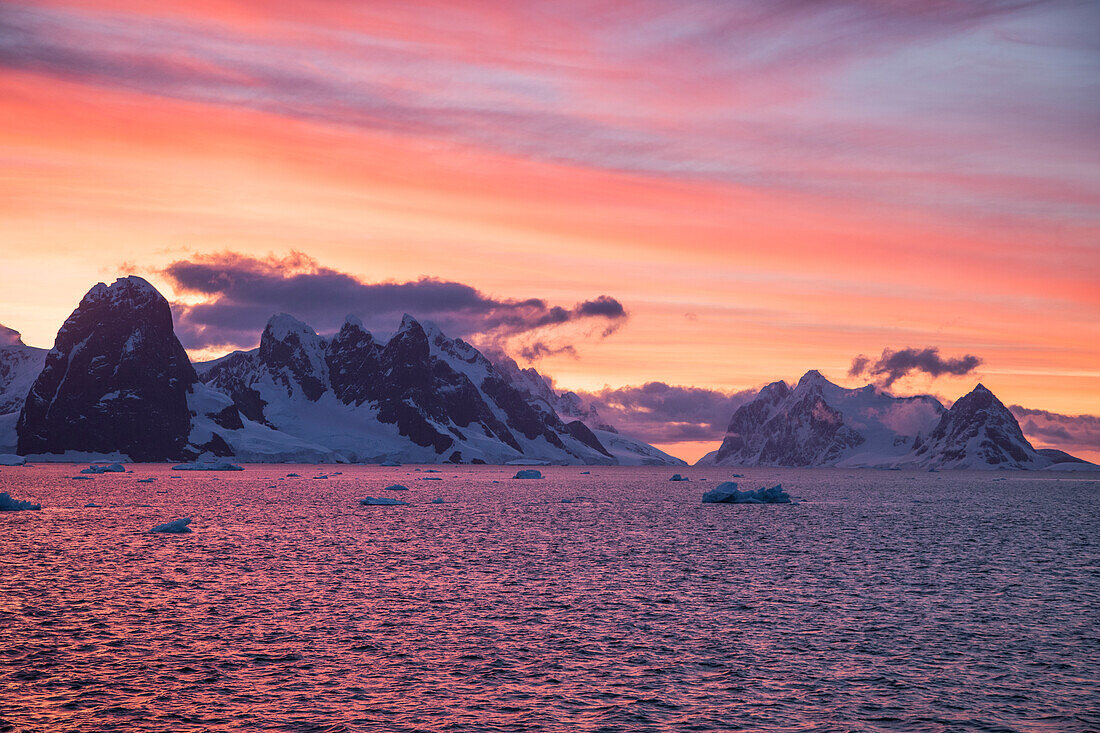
xmin=197 ymin=313 xmax=621 ymax=464
xmin=0 ymin=326 xmax=47 ymax=452
xmin=901 ymin=384 xmax=1052 ymax=470
xmin=16 ymin=277 xmax=199 ymax=461
xmin=492 ymin=355 xmax=686 ymax=466
xmin=701 ymin=370 xmax=945 ymax=468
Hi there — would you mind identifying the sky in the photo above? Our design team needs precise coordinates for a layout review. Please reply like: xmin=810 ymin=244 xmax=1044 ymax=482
xmin=0 ymin=0 xmax=1098 ymax=462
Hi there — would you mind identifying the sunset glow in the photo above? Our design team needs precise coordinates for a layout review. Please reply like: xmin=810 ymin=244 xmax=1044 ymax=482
xmin=1 ymin=0 xmax=1097 ymax=461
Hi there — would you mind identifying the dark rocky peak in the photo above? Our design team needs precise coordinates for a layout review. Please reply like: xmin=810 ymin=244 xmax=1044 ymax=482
xmin=258 ymin=313 xmax=328 ymax=401
xmin=913 ymin=383 xmax=1042 ymax=468
xmin=17 ymin=276 xmax=197 ymax=461
xmin=757 ymin=379 xmax=791 ymax=403
xmin=327 ymin=315 xmax=383 ymax=406
xmin=385 ymin=314 xmax=430 ymax=363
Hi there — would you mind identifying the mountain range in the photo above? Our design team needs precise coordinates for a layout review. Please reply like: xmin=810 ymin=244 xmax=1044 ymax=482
xmin=0 ymin=276 xmax=1092 ymax=469
xmin=2 ymin=277 xmax=682 ymax=465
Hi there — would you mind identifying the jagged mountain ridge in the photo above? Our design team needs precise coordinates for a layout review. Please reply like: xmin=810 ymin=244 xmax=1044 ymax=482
xmin=700 ymin=371 xmax=1068 ymax=470
xmin=0 ymin=326 xmax=47 ymax=452
xmin=197 ymin=312 xmax=626 ymax=464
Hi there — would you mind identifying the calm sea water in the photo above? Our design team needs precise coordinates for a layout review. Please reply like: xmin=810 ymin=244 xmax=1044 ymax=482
xmin=1 ymin=464 xmax=1098 ymax=732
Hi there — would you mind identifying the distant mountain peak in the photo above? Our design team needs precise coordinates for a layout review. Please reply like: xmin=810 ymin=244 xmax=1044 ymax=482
xmin=264 ymin=313 xmax=318 ymax=343
xmin=0 ymin=325 xmax=24 ymax=347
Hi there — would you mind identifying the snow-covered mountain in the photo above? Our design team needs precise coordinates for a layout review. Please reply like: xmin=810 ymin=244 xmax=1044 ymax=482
xmin=492 ymin=354 xmax=686 ymax=466
xmin=695 ymin=370 xmax=1072 ymax=470
xmin=699 ymin=370 xmax=946 ymax=468
xmin=900 ymin=384 xmax=1052 ymax=470
xmin=0 ymin=326 xmax=47 ymax=452
xmin=196 ymin=312 xmax=622 ymax=464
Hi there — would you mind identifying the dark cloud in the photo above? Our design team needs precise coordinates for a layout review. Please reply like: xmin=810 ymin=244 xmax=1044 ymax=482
xmin=578 ymin=382 xmax=755 ymax=444
xmin=162 ymin=251 xmax=626 ymax=353
xmin=1011 ymin=406 xmax=1100 ymax=460
xmin=849 ymin=347 xmax=982 ymax=387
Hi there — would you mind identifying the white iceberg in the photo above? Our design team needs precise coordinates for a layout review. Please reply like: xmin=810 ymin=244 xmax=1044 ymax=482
xmin=149 ymin=517 xmax=192 ymax=533
xmin=359 ymin=497 xmax=409 ymax=506
xmin=702 ymin=482 xmax=792 ymax=504
xmin=171 ymin=461 xmax=243 ymax=472
xmin=0 ymin=491 xmax=41 ymax=511
xmin=136 ymin=477 xmax=156 ymax=483
xmin=669 ymin=474 xmax=689 ymax=482
xmin=0 ymin=454 xmax=25 ymax=466
xmin=383 ymin=484 xmax=410 ymax=491
xmin=419 ymin=476 xmax=442 ymax=481
xmin=513 ymin=469 xmax=543 ymax=479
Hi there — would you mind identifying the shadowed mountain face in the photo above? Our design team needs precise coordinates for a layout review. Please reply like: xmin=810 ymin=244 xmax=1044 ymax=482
xmin=911 ymin=384 xmax=1049 ymax=469
xmin=16 ymin=277 xmax=197 ymax=461
xmin=200 ymin=312 xmax=619 ymax=464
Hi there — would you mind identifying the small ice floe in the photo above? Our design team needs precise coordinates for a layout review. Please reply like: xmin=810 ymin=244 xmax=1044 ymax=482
xmin=513 ymin=469 xmax=543 ymax=479
xmin=149 ymin=517 xmax=192 ymax=534
xmin=431 ymin=498 xmax=445 ymax=504
xmin=560 ymin=498 xmax=573 ymax=503
xmin=80 ymin=463 xmax=125 ymax=474
xmin=730 ymin=473 xmax=744 ymax=478
xmin=72 ymin=475 xmax=94 ymax=480
xmin=424 ymin=469 xmax=441 ymax=473
xmin=171 ymin=461 xmax=243 ymax=472
xmin=383 ymin=484 xmax=410 ymax=491
xmin=419 ymin=476 xmax=442 ymax=481
xmin=381 ymin=460 xmax=401 ymax=467
xmin=313 ymin=475 xmax=329 ymax=479
xmin=580 ymin=471 xmax=590 ymax=475
xmin=0 ymin=491 xmax=41 ymax=511
xmin=84 ymin=502 xmax=104 ymax=508
xmin=359 ymin=497 xmax=409 ymax=506
xmin=136 ymin=477 xmax=156 ymax=484
xmin=286 ymin=473 xmax=300 ymax=477
xmin=0 ymin=454 xmax=26 ymax=466
xmin=702 ymin=482 xmax=793 ymax=504
xmin=669 ymin=474 xmax=689 ymax=482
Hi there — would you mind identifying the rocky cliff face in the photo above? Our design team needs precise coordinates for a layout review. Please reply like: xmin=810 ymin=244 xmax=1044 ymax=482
xmin=16 ymin=277 xmax=197 ymax=460
xmin=906 ymin=384 xmax=1050 ymax=469
xmin=0 ymin=326 xmax=47 ymax=452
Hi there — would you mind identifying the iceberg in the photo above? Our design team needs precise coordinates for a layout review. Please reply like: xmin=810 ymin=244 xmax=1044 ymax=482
xmin=0 ymin=491 xmax=41 ymax=511
xmin=80 ymin=462 xmax=126 ymax=474
xmin=84 ymin=502 xmax=104 ymax=508
xmin=702 ymin=482 xmax=793 ymax=504
xmin=431 ymin=497 xmax=445 ymax=504
xmin=136 ymin=477 xmax=156 ymax=483
xmin=513 ymin=469 xmax=543 ymax=479
xmin=669 ymin=474 xmax=689 ymax=482
xmin=171 ymin=461 xmax=243 ymax=471
xmin=383 ymin=484 xmax=410 ymax=491
xmin=359 ymin=497 xmax=409 ymax=506
xmin=149 ymin=517 xmax=192 ymax=533
xmin=419 ymin=476 xmax=442 ymax=481
xmin=0 ymin=454 xmax=25 ymax=466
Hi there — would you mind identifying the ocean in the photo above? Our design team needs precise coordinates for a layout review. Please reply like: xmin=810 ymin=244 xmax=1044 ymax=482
xmin=1 ymin=464 xmax=1098 ymax=732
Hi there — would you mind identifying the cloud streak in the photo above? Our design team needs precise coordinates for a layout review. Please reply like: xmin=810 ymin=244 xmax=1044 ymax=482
xmin=162 ymin=251 xmax=626 ymax=354
xmin=849 ymin=347 xmax=982 ymax=387
xmin=578 ymin=382 xmax=754 ymax=443
xmin=1011 ymin=406 xmax=1100 ymax=460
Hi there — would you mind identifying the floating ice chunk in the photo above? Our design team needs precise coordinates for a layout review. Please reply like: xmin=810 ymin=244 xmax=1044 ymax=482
xmin=702 ymin=482 xmax=792 ymax=504
xmin=669 ymin=474 xmax=689 ymax=482
xmin=149 ymin=517 xmax=192 ymax=533
xmin=359 ymin=497 xmax=409 ymax=506
xmin=513 ymin=469 xmax=543 ymax=479
xmin=84 ymin=502 xmax=104 ymax=508
xmin=424 ymin=469 xmax=441 ymax=473
xmin=313 ymin=475 xmax=329 ymax=479
xmin=560 ymin=498 xmax=573 ymax=503
xmin=172 ymin=461 xmax=243 ymax=471
xmin=580 ymin=471 xmax=590 ymax=475
xmin=0 ymin=491 xmax=41 ymax=511
xmin=383 ymin=484 xmax=410 ymax=491
xmin=80 ymin=463 xmax=125 ymax=474
xmin=136 ymin=477 xmax=156 ymax=483
xmin=419 ymin=476 xmax=442 ymax=481
xmin=286 ymin=473 xmax=300 ymax=477
xmin=431 ymin=498 xmax=445 ymax=504
xmin=0 ymin=454 xmax=26 ymax=466
xmin=72 ymin=475 xmax=94 ymax=480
